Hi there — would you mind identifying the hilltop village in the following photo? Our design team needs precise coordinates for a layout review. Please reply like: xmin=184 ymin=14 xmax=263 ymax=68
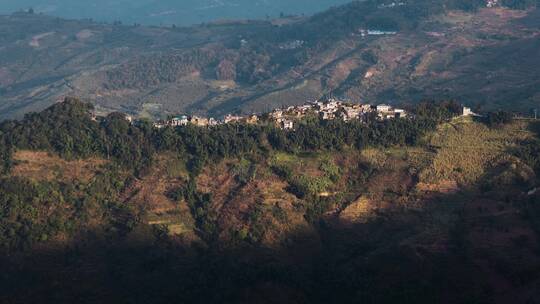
xmin=150 ymin=100 xmax=409 ymax=130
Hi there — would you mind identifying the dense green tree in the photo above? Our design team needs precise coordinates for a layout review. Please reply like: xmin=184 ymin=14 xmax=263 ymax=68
xmin=484 ymin=111 xmax=514 ymax=128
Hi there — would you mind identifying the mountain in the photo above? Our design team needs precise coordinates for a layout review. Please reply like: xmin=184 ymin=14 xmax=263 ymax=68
xmin=0 ymin=0 xmax=353 ymax=25
xmin=0 ymin=0 xmax=539 ymax=121
xmin=0 ymin=99 xmax=539 ymax=303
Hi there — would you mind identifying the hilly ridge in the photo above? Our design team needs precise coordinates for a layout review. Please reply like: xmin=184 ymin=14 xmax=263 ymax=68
xmin=0 ymin=99 xmax=539 ymax=303
xmin=0 ymin=0 xmax=353 ymax=26
xmin=0 ymin=1 xmax=539 ymax=121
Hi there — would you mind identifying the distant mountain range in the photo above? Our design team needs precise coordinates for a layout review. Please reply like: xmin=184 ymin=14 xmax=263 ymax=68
xmin=1 ymin=0 xmax=539 ymax=120
xmin=0 ymin=0 xmax=353 ymax=25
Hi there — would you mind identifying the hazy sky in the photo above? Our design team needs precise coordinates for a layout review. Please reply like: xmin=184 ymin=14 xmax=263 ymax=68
xmin=0 ymin=0 xmax=353 ymax=25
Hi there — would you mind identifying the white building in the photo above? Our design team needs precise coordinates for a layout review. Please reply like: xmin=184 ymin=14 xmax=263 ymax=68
xmin=153 ymin=122 xmax=166 ymax=129
xmin=486 ymin=0 xmax=499 ymax=8
xmin=394 ymin=108 xmax=407 ymax=118
xmin=224 ymin=114 xmax=244 ymax=124
xmin=170 ymin=115 xmax=189 ymax=126
xmin=270 ymin=110 xmax=283 ymax=119
xmin=361 ymin=104 xmax=373 ymax=113
xmin=376 ymin=104 xmax=392 ymax=113
xmin=281 ymin=119 xmax=294 ymax=130
xmin=343 ymin=107 xmax=362 ymax=121
xmin=208 ymin=118 xmax=219 ymax=126
xmin=190 ymin=116 xmax=209 ymax=127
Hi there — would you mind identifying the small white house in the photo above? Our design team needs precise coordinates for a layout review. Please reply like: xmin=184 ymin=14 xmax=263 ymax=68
xmin=486 ymin=0 xmax=499 ymax=8
xmin=394 ymin=108 xmax=407 ymax=118
xmin=224 ymin=114 xmax=243 ymax=124
xmin=281 ymin=119 xmax=294 ymax=130
xmin=170 ymin=115 xmax=189 ymax=126
xmin=153 ymin=122 xmax=165 ymax=129
xmin=376 ymin=104 xmax=392 ymax=112
xmin=321 ymin=111 xmax=336 ymax=120
xmin=271 ymin=110 xmax=283 ymax=119
xmin=367 ymin=30 xmax=397 ymax=35
xmin=208 ymin=118 xmax=219 ymax=126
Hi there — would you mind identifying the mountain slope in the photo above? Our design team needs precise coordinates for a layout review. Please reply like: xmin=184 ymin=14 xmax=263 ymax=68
xmin=0 ymin=100 xmax=539 ymax=303
xmin=0 ymin=2 xmax=539 ymax=120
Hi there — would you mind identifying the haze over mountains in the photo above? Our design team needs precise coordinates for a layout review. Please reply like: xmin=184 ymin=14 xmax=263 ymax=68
xmin=0 ymin=0 xmax=353 ymax=25
xmin=0 ymin=0 xmax=539 ymax=121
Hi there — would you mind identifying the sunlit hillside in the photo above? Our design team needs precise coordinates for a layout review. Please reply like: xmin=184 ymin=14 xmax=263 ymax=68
xmin=1 ymin=99 xmax=539 ymax=303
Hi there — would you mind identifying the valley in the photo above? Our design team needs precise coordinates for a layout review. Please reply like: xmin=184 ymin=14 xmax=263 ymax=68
xmin=1 ymin=1 xmax=539 ymax=121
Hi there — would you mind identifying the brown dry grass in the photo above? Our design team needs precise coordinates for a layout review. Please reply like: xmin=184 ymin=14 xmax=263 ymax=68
xmin=11 ymin=150 xmax=107 ymax=182
xmin=121 ymin=153 xmax=196 ymax=240
xmin=419 ymin=119 xmax=533 ymax=187
xmin=196 ymin=157 xmax=314 ymax=248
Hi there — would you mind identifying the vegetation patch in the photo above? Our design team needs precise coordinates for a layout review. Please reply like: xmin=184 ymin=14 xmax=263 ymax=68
xmin=11 ymin=150 xmax=107 ymax=182
xmin=419 ymin=119 xmax=533 ymax=186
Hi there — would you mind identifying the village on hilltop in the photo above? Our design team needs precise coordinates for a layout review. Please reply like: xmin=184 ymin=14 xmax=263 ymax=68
xmin=149 ymin=99 xmax=410 ymax=130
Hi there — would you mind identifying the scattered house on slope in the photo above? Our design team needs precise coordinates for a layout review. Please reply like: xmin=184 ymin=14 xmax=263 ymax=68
xmin=374 ymin=104 xmax=408 ymax=119
xmin=245 ymin=114 xmax=259 ymax=124
xmin=462 ymin=106 xmax=481 ymax=117
xmin=190 ymin=116 xmax=209 ymax=127
xmin=208 ymin=118 xmax=219 ymax=126
xmin=270 ymin=110 xmax=283 ymax=119
xmin=394 ymin=108 xmax=406 ymax=118
xmin=342 ymin=106 xmax=362 ymax=121
xmin=170 ymin=115 xmax=189 ymax=126
xmin=376 ymin=104 xmax=392 ymax=113
xmin=321 ymin=110 xmax=336 ymax=120
xmin=279 ymin=40 xmax=305 ymax=50
xmin=224 ymin=114 xmax=243 ymax=124
xmin=280 ymin=119 xmax=294 ymax=130
xmin=320 ymin=99 xmax=341 ymax=111
xmin=368 ymin=30 xmax=397 ymax=35
xmin=153 ymin=121 xmax=166 ymax=129
xmin=486 ymin=0 xmax=499 ymax=8
xmin=378 ymin=2 xmax=406 ymax=9
xmin=358 ymin=29 xmax=398 ymax=37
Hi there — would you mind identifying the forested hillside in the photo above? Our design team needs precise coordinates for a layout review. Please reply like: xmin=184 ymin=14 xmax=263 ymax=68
xmin=1 ymin=0 xmax=539 ymax=120
xmin=1 ymin=99 xmax=539 ymax=303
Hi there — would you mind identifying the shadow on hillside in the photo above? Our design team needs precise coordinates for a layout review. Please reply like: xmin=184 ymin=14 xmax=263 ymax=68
xmin=529 ymin=120 xmax=540 ymax=138
xmin=2 ymin=183 xmax=539 ymax=304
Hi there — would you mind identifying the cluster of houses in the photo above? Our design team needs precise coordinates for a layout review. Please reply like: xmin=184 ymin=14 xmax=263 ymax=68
xmin=279 ymin=40 xmax=305 ymax=50
xmin=152 ymin=99 xmax=408 ymax=130
xmin=357 ymin=29 xmax=398 ymax=37
xmin=378 ymin=2 xmax=406 ymax=9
